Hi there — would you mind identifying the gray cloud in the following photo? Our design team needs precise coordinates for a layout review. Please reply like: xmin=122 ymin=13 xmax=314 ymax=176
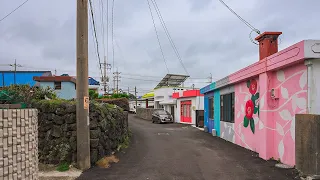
xmin=0 ymin=0 xmax=319 ymax=95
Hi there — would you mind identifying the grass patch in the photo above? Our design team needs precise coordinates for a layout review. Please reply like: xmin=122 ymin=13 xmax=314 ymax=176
xmin=56 ymin=162 xmax=70 ymax=172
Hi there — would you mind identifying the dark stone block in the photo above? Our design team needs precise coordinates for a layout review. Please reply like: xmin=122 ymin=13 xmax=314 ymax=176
xmin=52 ymin=125 xmax=62 ymax=137
xmin=90 ymin=139 xmax=99 ymax=148
xmin=90 ymin=149 xmax=98 ymax=164
xmin=90 ymin=129 xmax=101 ymax=139
xmin=53 ymin=115 xmax=64 ymax=125
xmin=65 ymin=113 xmax=76 ymax=124
xmin=90 ymin=119 xmax=98 ymax=130
xmin=68 ymin=123 xmax=77 ymax=131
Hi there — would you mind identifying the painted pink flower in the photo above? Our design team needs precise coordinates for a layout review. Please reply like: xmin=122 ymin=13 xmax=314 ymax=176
xmin=245 ymin=100 xmax=254 ymax=119
xmin=249 ymin=79 xmax=257 ymax=95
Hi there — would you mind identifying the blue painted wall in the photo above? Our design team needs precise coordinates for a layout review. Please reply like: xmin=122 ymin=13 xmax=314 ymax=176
xmin=214 ymin=90 xmax=221 ymax=136
xmin=203 ymin=82 xmax=215 ymax=133
xmin=0 ymin=71 xmax=49 ymax=87
xmin=40 ymin=81 xmax=76 ymax=100
xmin=204 ymin=95 xmax=209 ymax=128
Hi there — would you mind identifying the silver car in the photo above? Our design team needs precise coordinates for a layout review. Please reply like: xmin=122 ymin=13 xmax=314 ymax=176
xmin=152 ymin=110 xmax=173 ymax=123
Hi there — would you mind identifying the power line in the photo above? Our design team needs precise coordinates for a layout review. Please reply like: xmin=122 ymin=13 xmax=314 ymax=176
xmin=111 ymin=0 xmax=115 ymax=72
xmin=218 ymin=0 xmax=260 ymax=34
xmin=0 ymin=0 xmax=30 ymax=23
xmin=150 ymin=0 xmax=189 ymax=75
xmin=99 ymin=0 xmax=106 ymax=57
xmin=89 ymin=0 xmax=103 ymax=77
xmin=146 ymin=0 xmax=169 ymax=73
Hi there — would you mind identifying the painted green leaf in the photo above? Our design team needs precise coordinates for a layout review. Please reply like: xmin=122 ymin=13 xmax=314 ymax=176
xmin=258 ymin=105 xmax=260 ymax=117
xmin=250 ymin=118 xmax=255 ymax=134
xmin=251 ymin=95 xmax=256 ymax=103
xmin=246 ymin=80 xmax=251 ymax=88
xmin=255 ymin=92 xmax=260 ymax=99
xmin=254 ymin=106 xmax=259 ymax=114
xmin=244 ymin=116 xmax=249 ymax=127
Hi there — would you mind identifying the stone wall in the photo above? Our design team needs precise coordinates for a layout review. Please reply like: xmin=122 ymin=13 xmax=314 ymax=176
xmin=0 ymin=109 xmax=39 ymax=179
xmin=136 ymin=107 xmax=162 ymax=120
xmin=33 ymin=100 xmax=129 ymax=165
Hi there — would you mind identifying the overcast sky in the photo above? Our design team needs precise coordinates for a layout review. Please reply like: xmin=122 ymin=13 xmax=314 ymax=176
xmin=0 ymin=0 xmax=318 ymax=95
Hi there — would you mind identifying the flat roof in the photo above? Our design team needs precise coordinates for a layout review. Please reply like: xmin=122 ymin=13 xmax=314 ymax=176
xmin=33 ymin=76 xmax=76 ymax=84
xmin=155 ymin=74 xmax=189 ymax=89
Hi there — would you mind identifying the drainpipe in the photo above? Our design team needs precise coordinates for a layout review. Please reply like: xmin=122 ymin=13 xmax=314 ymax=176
xmin=305 ymin=60 xmax=313 ymax=113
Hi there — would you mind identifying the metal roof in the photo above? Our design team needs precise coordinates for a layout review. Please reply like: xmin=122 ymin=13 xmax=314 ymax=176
xmin=155 ymin=74 xmax=189 ymax=89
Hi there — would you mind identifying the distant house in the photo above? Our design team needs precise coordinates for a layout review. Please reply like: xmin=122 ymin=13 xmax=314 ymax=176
xmin=33 ymin=76 xmax=76 ymax=100
xmin=33 ymin=75 xmax=101 ymax=100
xmin=0 ymin=71 xmax=52 ymax=87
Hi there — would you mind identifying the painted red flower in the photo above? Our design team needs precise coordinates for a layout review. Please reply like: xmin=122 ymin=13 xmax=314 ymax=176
xmin=245 ymin=100 xmax=254 ymax=119
xmin=249 ymin=79 xmax=257 ymax=95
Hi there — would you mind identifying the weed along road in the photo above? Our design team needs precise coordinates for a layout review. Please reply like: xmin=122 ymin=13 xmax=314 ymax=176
xmin=77 ymin=114 xmax=298 ymax=180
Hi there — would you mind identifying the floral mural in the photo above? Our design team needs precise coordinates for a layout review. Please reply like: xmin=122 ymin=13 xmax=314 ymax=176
xmin=243 ymin=79 xmax=259 ymax=134
xmin=234 ymin=63 xmax=307 ymax=166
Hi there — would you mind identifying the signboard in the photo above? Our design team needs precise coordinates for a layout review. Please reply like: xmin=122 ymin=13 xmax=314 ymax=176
xmin=84 ymin=96 xmax=89 ymax=109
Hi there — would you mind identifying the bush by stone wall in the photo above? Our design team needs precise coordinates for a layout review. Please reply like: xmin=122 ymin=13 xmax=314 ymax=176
xmin=32 ymin=100 xmax=129 ymax=165
xmin=96 ymin=98 xmax=129 ymax=111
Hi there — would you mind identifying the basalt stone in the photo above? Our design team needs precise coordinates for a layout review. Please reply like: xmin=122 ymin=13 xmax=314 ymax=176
xmin=53 ymin=115 xmax=64 ymax=125
xmin=70 ymin=136 xmax=77 ymax=152
xmin=65 ymin=103 xmax=76 ymax=113
xmin=90 ymin=139 xmax=99 ymax=148
xmin=90 ymin=119 xmax=98 ymax=129
xmin=52 ymin=125 xmax=62 ymax=138
xmin=65 ymin=113 xmax=76 ymax=124
xmin=68 ymin=123 xmax=77 ymax=131
xmin=90 ymin=149 xmax=98 ymax=164
xmin=90 ymin=129 xmax=101 ymax=139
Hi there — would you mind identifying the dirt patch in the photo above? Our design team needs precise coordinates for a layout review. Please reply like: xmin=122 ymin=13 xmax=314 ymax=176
xmin=96 ymin=155 xmax=119 ymax=168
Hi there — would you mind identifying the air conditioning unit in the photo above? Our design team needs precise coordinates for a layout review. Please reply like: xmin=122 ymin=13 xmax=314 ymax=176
xmin=271 ymin=88 xmax=279 ymax=99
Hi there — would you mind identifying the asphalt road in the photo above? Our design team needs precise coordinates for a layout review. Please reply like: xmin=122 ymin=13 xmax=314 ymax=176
xmin=77 ymin=114 xmax=298 ymax=180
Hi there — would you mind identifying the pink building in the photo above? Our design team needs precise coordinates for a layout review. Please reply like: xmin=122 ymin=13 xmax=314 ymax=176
xmin=200 ymin=32 xmax=320 ymax=166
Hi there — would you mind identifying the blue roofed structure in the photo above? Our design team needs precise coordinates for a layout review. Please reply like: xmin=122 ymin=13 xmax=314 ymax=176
xmin=0 ymin=71 xmax=52 ymax=87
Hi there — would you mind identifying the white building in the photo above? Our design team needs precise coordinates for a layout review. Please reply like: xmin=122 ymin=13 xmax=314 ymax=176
xmin=172 ymin=89 xmax=204 ymax=126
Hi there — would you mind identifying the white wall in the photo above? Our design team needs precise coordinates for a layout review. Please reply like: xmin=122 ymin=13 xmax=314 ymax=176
xmin=310 ymin=59 xmax=320 ymax=114
xmin=175 ymin=97 xmax=203 ymax=125
xmin=154 ymin=87 xmax=192 ymax=109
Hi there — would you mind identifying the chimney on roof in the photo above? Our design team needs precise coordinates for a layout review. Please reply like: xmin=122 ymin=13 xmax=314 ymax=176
xmin=255 ymin=32 xmax=282 ymax=60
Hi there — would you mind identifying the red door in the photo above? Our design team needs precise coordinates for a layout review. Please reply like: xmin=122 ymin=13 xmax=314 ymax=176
xmin=181 ymin=100 xmax=192 ymax=123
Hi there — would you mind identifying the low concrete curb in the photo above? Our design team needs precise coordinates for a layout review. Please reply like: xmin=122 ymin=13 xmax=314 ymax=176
xmin=39 ymin=169 xmax=82 ymax=180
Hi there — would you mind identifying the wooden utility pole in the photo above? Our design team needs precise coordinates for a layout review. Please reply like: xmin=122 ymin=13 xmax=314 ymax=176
xmin=76 ymin=0 xmax=90 ymax=170
xmin=134 ymin=86 xmax=137 ymax=107
xmin=113 ymin=68 xmax=121 ymax=94
xmin=9 ymin=59 xmax=22 ymax=85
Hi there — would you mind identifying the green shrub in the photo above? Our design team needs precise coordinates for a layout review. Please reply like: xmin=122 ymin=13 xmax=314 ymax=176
xmin=89 ymin=89 xmax=99 ymax=100
xmin=0 ymin=84 xmax=57 ymax=105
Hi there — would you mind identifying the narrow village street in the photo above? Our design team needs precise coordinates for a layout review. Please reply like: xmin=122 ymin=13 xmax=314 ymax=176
xmin=78 ymin=114 xmax=298 ymax=180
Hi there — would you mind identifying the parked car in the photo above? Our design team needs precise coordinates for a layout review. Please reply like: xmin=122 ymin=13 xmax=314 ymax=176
xmin=152 ymin=109 xmax=173 ymax=123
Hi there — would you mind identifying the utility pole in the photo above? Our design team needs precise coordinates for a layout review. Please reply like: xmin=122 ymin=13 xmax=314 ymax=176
xmin=76 ymin=0 xmax=90 ymax=170
xmin=9 ymin=59 xmax=22 ymax=85
xmin=134 ymin=86 xmax=137 ymax=107
xmin=101 ymin=56 xmax=111 ymax=95
xmin=208 ymin=73 xmax=213 ymax=83
xmin=113 ymin=68 xmax=121 ymax=94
